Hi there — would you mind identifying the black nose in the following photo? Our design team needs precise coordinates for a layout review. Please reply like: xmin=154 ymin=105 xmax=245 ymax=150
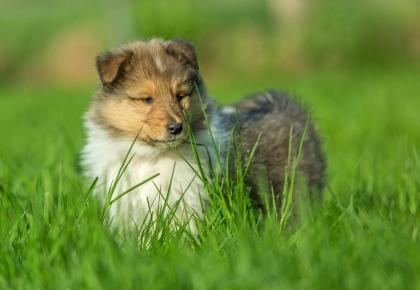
xmin=166 ymin=122 xmax=183 ymax=135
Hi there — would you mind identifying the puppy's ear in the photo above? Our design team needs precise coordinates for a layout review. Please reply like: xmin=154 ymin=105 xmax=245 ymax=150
xmin=96 ymin=49 xmax=133 ymax=84
xmin=166 ymin=39 xmax=199 ymax=70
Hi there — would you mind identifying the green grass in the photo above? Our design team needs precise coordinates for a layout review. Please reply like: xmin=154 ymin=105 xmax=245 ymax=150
xmin=0 ymin=69 xmax=419 ymax=290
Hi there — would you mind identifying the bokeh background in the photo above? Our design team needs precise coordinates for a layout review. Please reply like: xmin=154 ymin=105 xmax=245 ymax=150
xmin=1 ymin=0 xmax=420 ymax=86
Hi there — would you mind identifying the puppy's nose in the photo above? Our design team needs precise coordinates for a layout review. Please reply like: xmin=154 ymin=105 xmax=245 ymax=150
xmin=166 ymin=122 xmax=183 ymax=135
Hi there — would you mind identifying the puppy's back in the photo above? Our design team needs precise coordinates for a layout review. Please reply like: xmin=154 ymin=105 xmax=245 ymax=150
xmin=217 ymin=90 xmax=326 ymax=206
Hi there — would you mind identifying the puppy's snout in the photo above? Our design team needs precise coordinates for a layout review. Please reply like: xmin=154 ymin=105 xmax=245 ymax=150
xmin=166 ymin=122 xmax=183 ymax=135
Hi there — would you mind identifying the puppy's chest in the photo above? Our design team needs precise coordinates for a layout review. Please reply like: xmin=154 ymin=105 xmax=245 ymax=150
xmin=83 ymin=136 xmax=209 ymax=225
xmin=104 ymin=153 xmax=203 ymax=197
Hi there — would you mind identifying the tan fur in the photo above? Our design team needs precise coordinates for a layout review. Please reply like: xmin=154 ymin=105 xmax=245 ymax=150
xmin=96 ymin=50 xmax=133 ymax=84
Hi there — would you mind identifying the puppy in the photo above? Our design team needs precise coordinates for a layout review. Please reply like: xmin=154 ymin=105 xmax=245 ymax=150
xmin=81 ymin=38 xmax=325 ymax=232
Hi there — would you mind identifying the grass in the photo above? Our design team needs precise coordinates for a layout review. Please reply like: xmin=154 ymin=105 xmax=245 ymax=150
xmin=0 ymin=68 xmax=419 ymax=290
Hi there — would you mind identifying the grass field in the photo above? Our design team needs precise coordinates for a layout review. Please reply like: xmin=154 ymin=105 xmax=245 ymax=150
xmin=0 ymin=69 xmax=419 ymax=290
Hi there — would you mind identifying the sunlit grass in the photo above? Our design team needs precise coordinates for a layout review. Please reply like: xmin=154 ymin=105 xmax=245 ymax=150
xmin=0 ymin=70 xmax=419 ymax=289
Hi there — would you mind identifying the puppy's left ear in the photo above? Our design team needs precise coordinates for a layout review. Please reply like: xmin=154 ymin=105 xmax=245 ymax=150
xmin=166 ymin=39 xmax=199 ymax=70
xmin=96 ymin=49 xmax=133 ymax=85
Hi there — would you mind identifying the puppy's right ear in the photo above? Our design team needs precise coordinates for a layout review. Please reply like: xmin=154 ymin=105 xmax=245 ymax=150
xmin=96 ymin=49 xmax=133 ymax=84
xmin=165 ymin=39 xmax=199 ymax=70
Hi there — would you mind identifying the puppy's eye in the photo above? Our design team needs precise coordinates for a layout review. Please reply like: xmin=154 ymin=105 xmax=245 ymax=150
xmin=143 ymin=96 xmax=153 ymax=104
xmin=128 ymin=96 xmax=140 ymax=101
xmin=176 ymin=94 xmax=185 ymax=102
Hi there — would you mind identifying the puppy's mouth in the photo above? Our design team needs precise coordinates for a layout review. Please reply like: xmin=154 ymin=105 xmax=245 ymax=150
xmin=150 ymin=136 xmax=186 ymax=147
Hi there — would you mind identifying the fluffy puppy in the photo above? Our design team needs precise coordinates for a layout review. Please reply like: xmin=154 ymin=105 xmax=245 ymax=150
xmin=82 ymin=39 xmax=210 ymax=232
xmin=81 ymin=38 xmax=325 ymax=232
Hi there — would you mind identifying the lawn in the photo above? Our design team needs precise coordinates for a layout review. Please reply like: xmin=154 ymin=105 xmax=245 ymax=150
xmin=0 ymin=69 xmax=419 ymax=290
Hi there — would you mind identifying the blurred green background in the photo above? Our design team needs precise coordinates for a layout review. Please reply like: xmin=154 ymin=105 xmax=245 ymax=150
xmin=1 ymin=0 xmax=419 ymax=86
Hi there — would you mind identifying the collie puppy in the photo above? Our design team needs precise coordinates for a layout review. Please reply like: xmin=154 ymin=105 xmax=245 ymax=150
xmin=81 ymin=38 xmax=325 ymax=232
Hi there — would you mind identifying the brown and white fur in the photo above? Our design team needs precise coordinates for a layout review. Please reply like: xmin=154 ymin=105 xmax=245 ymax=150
xmin=81 ymin=38 xmax=325 ymax=232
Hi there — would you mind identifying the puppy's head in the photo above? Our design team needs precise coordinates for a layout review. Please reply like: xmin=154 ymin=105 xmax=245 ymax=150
xmin=89 ymin=39 xmax=207 ymax=147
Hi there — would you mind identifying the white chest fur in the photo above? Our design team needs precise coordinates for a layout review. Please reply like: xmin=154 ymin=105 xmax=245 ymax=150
xmin=81 ymin=121 xmax=210 ymax=232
